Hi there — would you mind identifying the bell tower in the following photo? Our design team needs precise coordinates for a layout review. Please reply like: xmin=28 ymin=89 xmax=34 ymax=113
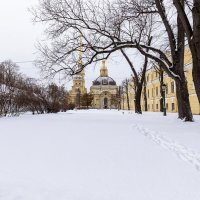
xmin=69 ymin=35 xmax=87 ymax=106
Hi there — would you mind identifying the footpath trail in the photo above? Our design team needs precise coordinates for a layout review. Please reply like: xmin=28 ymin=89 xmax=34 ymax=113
xmin=0 ymin=110 xmax=200 ymax=200
xmin=134 ymin=123 xmax=200 ymax=172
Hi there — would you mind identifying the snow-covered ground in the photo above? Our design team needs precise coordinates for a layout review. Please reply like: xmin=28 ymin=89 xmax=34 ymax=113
xmin=0 ymin=110 xmax=200 ymax=200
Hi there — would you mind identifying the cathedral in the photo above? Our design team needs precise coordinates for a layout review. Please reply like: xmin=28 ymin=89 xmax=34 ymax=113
xmin=90 ymin=60 xmax=118 ymax=109
xmin=69 ymin=60 xmax=118 ymax=109
xmin=68 ymin=33 xmax=118 ymax=109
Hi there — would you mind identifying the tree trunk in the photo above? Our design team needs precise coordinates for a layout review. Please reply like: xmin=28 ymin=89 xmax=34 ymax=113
xmin=134 ymin=84 xmax=143 ymax=114
xmin=190 ymin=0 xmax=200 ymax=103
xmin=155 ymin=0 xmax=193 ymax=121
xmin=135 ymin=50 xmax=150 ymax=114
xmin=125 ymin=79 xmax=130 ymax=110
xmin=173 ymin=0 xmax=200 ymax=103
xmin=143 ymin=77 xmax=148 ymax=111
xmin=175 ymin=1 xmax=193 ymax=121
xmin=175 ymin=78 xmax=193 ymax=121
xmin=126 ymin=90 xmax=130 ymax=110
xmin=191 ymin=51 xmax=200 ymax=103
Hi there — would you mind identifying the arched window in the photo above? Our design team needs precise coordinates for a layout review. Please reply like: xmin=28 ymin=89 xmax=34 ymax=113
xmin=102 ymin=79 xmax=108 ymax=85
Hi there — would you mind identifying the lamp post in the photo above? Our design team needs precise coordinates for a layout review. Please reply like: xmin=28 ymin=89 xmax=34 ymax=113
xmin=162 ymin=84 xmax=167 ymax=116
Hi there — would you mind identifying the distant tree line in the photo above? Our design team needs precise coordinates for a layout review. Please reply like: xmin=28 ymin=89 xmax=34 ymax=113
xmin=0 ymin=60 xmax=70 ymax=117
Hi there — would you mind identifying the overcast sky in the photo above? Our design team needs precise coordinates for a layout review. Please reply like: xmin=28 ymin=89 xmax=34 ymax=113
xmin=0 ymin=0 xmax=143 ymax=90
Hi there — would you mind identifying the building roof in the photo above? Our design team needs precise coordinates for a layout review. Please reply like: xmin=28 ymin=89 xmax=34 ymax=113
xmin=92 ymin=60 xmax=117 ymax=86
xmin=93 ymin=76 xmax=116 ymax=86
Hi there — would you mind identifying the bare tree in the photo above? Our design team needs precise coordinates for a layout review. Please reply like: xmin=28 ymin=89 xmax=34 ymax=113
xmin=117 ymin=0 xmax=193 ymax=120
xmin=119 ymin=17 xmax=152 ymax=113
xmin=154 ymin=0 xmax=193 ymax=121
xmin=173 ymin=0 xmax=200 ymax=103
xmin=0 ymin=61 xmax=21 ymax=116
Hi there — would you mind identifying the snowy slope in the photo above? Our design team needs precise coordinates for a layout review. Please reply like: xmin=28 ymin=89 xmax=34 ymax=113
xmin=0 ymin=110 xmax=200 ymax=200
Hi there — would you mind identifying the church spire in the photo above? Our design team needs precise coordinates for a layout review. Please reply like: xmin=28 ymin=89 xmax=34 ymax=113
xmin=100 ymin=60 xmax=108 ymax=77
xmin=78 ymin=34 xmax=83 ymax=68
xmin=74 ymin=34 xmax=85 ymax=77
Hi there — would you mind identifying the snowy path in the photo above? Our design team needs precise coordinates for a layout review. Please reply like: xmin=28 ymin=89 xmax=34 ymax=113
xmin=0 ymin=110 xmax=200 ymax=200
xmin=134 ymin=124 xmax=200 ymax=172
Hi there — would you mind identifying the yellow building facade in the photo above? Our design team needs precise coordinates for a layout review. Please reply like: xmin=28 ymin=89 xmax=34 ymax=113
xmin=68 ymin=69 xmax=87 ymax=106
xmin=122 ymin=49 xmax=200 ymax=115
